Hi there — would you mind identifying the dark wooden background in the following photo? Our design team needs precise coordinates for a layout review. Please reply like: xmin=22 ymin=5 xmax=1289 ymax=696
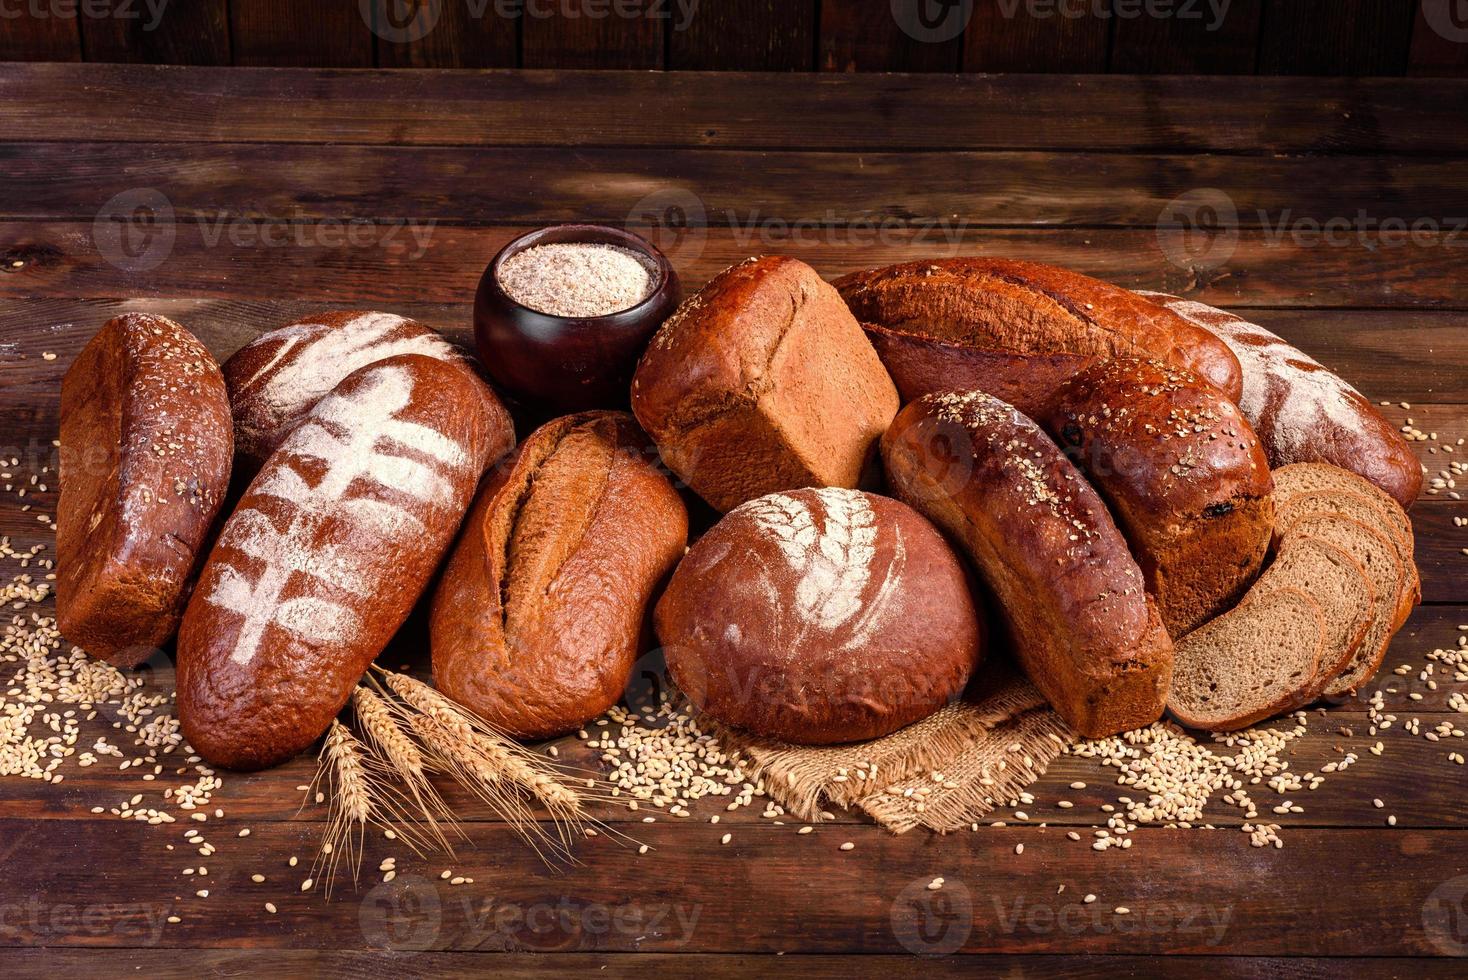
xmin=2 ymin=0 xmax=1467 ymax=76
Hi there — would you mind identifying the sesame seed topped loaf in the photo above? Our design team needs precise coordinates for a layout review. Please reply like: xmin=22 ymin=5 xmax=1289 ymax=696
xmin=655 ymin=487 xmax=985 ymax=744
xmin=834 ymin=258 xmax=1244 ymax=414
xmin=57 ymin=314 xmax=235 ymax=668
xmin=882 ymin=390 xmax=1173 ymax=739
xmin=1042 ymin=357 xmax=1274 ymax=637
xmin=1137 ymin=293 xmax=1423 ymax=509
xmin=224 ymin=311 xmax=510 ymax=470
xmin=1168 ymin=587 xmax=1325 ymax=732
xmin=631 ymin=256 xmax=899 ymax=513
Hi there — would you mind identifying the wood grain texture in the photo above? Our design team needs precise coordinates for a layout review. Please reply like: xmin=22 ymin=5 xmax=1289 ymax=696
xmin=667 ymin=0 xmax=817 ymax=70
xmin=818 ymin=0 xmax=963 ymax=72
xmin=1257 ymin=0 xmax=1416 ymax=76
xmin=0 ymin=7 xmax=80 ymax=61
xmin=4 ymin=65 xmax=1468 ymax=152
xmin=372 ymin=0 xmax=517 ymax=68
xmin=963 ymin=0 xmax=1110 ymax=73
xmin=229 ymin=0 xmax=375 ymax=67
xmin=1109 ymin=0 xmax=1264 ymax=74
xmin=79 ymin=0 xmax=230 ymax=65
xmin=1409 ymin=0 xmax=1468 ymax=78
xmin=521 ymin=3 xmax=664 ymax=69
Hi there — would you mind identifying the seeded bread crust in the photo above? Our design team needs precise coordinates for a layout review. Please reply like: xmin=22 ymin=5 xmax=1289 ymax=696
xmin=1042 ymin=357 xmax=1274 ymax=636
xmin=882 ymin=390 xmax=1173 ymax=739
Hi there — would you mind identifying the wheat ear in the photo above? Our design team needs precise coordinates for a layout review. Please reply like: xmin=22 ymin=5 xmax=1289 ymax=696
xmin=351 ymin=686 xmax=455 ymax=852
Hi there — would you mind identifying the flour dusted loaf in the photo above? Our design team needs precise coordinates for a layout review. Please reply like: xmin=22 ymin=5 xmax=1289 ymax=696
xmin=1137 ymin=292 xmax=1422 ymax=508
xmin=431 ymin=411 xmax=688 ymax=740
xmin=224 ymin=311 xmax=510 ymax=469
xmin=1042 ymin=357 xmax=1274 ymax=636
xmin=631 ymin=256 xmax=899 ymax=513
xmin=57 ymin=314 xmax=234 ymax=667
xmin=655 ymin=488 xmax=984 ymax=744
xmin=177 ymin=354 xmax=507 ymax=770
xmin=835 ymin=259 xmax=1243 ymax=415
xmin=882 ymin=390 xmax=1173 ymax=738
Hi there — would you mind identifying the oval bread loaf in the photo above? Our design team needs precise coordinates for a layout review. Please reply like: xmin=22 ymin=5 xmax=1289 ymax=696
xmin=431 ymin=411 xmax=688 ymax=740
xmin=57 ymin=313 xmax=234 ymax=667
xmin=177 ymin=354 xmax=510 ymax=770
xmin=882 ymin=390 xmax=1174 ymax=738
xmin=655 ymin=487 xmax=985 ymax=744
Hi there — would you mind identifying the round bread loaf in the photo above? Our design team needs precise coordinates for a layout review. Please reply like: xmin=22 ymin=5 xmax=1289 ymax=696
xmin=654 ymin=487 xmax=985 ymax=744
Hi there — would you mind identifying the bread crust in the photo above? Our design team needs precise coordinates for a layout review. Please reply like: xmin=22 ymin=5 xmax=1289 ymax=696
xmin=835 ymin=258 xmax=1243 ymax=405
xmin=655 ymin=488 xmax=985 ymax=744
xmin=1042 ymin=357 xmax=1274 ymax=636
xmin=177 ymin=355 xmax=509 ymax=770
xmin=57 ymin=314 xmax=234 ymax=667
xmin=431 ymin=411 xmax=688 ymax=740
xmin=631 ymin=256 xmax=898 ymax=512
xmin=882 ymin=390 xmax=1173 ymax=738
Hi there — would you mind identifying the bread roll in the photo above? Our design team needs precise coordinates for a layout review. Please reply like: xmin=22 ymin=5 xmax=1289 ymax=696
xmin=177 ymin=354 xmax=509 ymax=770
xmin=631 ymin=256 xmax=898 ymax=512
xmin=57 ymin=314 xmax=233 ymax=667
xmin=655 ymin=487 xmax=985 ymax=744
xmin=431 ymin=411 xmax=687 ymax=740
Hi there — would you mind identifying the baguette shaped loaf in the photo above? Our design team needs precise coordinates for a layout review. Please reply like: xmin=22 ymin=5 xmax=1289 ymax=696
xmin=224 ymin=311 xmax=507 ymax=469
xmin=882 ymin=390 xmax=1173 ymax=738
xmin=178 ymin=354 xmax=507 ymax=770
xmin=57 ymin=314 xmax=234 ymax=667
xmin=1042 ymin=357 xmax=1274 ymax=636
xmin=631 ymin=256 xmax=899 ymax=512
xmin=431 ymin=411 xmax=688 ymax=740
xmin=835 ymin=258 xmax=1243 ymax=407
xmin=1136 ymin=292 xmax=1421 ymax=508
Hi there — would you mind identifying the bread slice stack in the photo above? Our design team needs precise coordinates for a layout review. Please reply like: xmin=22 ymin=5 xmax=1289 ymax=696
xmin=1169 ymin=463 xmax=1418 ymax=731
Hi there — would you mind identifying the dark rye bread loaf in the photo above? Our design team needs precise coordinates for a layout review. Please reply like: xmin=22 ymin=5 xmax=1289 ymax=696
xmin=431 ymin=412 xmax=688 ymax=740
xmin=57 ymin=314 xmax=234 ymax=667
xmin=655 ymin=487 xmax=985 ymax=744
xmin=631 ymin=256 xmax=899 ymax=513
xmin=882 ymin=390 xmax=1173 ymax=738
xmin=835 ymin=259 xmax=1243 ymax=416
xmin=178 ymin=355 xmax=505 ymax=770
xmin=224 ymin=311 xmax=510 ymax=470
xmin=1042 ymin=357 xmax=1274 ymax=637
xmin=1137 ymin=293 xmax=1422 ymax=508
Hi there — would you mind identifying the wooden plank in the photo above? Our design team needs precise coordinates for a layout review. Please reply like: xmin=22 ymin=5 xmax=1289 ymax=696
xmin=229 ymin=0 xmax=375 ymax=67
xmin=8 ymin=143 xmax=1468 ymax=233
xmin=818 ymin=0 xmax=962 ymax=72
xmin=1 ymin=817 xmax=1466 ymax=954
xmin=963 ymin=2 xmax=1110 ymax=73
xmin=521 ymin=4 xmax=663 ymax=70
xmin=1409 ymin=0 xmax=1468 ymax=77
xmin=79 ymin=0 xmax=230 ymax=65
xmin=3 ymin=65 xmax=1468 ymax=153
xmin=1257 ymin=0 xmax=1416 ymax=76
xmin=372 ymin=0 xmax=517 ymax=69
xmin=1110 ymin=0 xmax=1264 ymax=74
xmin=4 ymin=221 xmax=1468 ymax=308
xmin=667 ymin=1 xmax=816 ymax=71
xmin=0 ymin=7 xmax=80 ymax=62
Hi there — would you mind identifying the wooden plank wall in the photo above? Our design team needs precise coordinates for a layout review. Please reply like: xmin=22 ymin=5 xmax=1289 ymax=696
xmin=1 ymin=1 xmax=1464 ymax=75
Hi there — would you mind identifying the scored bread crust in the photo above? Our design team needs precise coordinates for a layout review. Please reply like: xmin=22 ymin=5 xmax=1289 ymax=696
xmin=882 ymin=389 xmax=1173 ymax=739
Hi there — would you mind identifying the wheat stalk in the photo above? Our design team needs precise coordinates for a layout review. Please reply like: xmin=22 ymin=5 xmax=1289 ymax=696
xmin=310 ymin=720 xmax=376 ymax=895
xmin=351 ymin=686 xmax=454 ymax=851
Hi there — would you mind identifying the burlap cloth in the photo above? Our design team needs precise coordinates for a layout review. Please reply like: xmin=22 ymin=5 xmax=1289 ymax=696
xmin=711 ymin=664 xmax=1076 ymax=834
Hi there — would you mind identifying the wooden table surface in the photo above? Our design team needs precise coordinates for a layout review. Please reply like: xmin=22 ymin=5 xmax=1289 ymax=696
xmin=1 ymin=64 xmax=1466 ymax=978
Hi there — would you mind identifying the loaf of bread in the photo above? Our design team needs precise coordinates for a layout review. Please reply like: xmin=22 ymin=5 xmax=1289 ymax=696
xmin=57 ymin=314 xmax=234 ymax=667
xmin=655 ymin=487 xmax=985 ymax=744
xmin=631 ymin=256 xmax=899 ymax=512
xmin=177 ymin=355 xmax=508 ymax=770
xmin=1042 ymin=357 xmax=1274 ymax=636
xmin=431 ymin=411 xmax=688 ymax=740
xmin=223 ymin=311 xmax=508 ymax=469
xmin=835 ymin=259 xmax=1244 ymax=411
xmin=882 ymin=390 xmax=1173 ymax=738
xmin=1136 ymin=292 xmax=1422 ymax=508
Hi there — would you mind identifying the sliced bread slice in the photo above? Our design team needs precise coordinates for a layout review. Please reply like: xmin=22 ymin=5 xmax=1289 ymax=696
xmin=1272 ymin=462 xmax=1416 ymax=549
xmin=1169 ymin=587 xmax=1325 ymax=732
xmin=1274 ymin=488 xmax=1418 ymax=625
xmin=1279 ymin=514 xmax=1403 ymax=698
xmin=1249 ymin=537 xmax=1373 ymax=701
